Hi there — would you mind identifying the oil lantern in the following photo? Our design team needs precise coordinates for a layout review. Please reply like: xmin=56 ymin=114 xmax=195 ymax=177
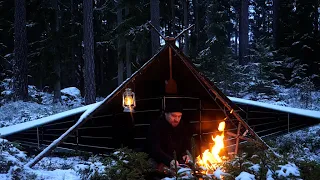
xmin=122 ymin=88 xmax=136 ymax=112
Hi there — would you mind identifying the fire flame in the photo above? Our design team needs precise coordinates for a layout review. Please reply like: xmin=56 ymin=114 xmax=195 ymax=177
xmin=197 ymin=121 xmax=226 ymax=172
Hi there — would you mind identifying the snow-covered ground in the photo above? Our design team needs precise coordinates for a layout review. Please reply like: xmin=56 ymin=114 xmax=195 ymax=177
xmin=0 ymin=83 xmax=319 ymax=179
xmin=241 ymin=84 xmax=320 ymax=111
xmin=0 ymin=85 xmax=84 ymax=128
xmin=273 ymin=124 xmax=320 ymax=163
xmin=1 ymin=127 xmax=319 ymax=180
xmin=0 ymin=137 xmax=106 ymax=180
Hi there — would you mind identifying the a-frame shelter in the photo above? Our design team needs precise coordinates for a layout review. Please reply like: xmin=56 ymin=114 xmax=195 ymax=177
xmin=26 ymin=42 xmax=267 ymax=167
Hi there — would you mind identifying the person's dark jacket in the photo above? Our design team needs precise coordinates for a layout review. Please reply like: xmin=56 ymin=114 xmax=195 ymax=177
xmin=147 ymin=114 xmax=191 ymax=166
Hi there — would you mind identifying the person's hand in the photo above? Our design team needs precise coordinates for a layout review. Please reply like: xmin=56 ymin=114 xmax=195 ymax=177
xmin=170 ymin=160 xmax=179 ymax=169
xmin=182 ymin=155 xmax=191 ymax=163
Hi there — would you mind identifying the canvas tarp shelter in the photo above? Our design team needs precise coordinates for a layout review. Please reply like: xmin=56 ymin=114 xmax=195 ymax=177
xmin=25 ymin=42 xmax=266 ymax=167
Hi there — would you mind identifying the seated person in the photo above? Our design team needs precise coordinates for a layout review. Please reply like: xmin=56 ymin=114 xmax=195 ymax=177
xmin=147 ymin=99 xmax=191 ymax=169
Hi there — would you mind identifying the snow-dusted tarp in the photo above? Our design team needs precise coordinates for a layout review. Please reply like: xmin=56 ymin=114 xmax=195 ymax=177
xmin=0 ymin=103 xmax=97 ymax=138
xmin=2 ymin=96 xmax=319 ymax=138
xmin=229 ymin=97 xmax=320 ymax=120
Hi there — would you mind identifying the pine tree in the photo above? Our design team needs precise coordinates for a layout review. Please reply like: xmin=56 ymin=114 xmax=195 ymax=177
xmin=83 ymin=0 xmax=96 ymax=104
xmin=13 ymin=0 xmax=28 ymax=101
xmin=0 ymin=1 xmax=14 ymax=87
xmin=117 ymin=1 xmax=124 ymax=86
xmin=297 ymin=76 xmax=315 ymax=108
xmin=273 ymin=0 xmax=280 ymax=49
xmin=239 ymin=0 xmax=248 ymax=65
xmin=182 ymin=0 xmax=189 ymax=55
xmin=52 ymin=0 xmax=62 ymax=103
xmin=150 ymin=0 xmax=160 ymax=55
xmin=125 ymin=6 xmax=131 ymax=78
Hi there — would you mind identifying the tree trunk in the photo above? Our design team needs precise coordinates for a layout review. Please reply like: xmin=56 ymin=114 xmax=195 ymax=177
xmin=53 ymin=57 xmax=61 ymax=103
xmin=262 ymin=7 xmax=266 ymax=37
xmin=191 ymin=0 xmax=199 ymax=59
xmin=239 ymin=0 xmax=248 ymax=65
xmin=118 ymin=59 xmax=124 ymax=85
xmin=272 ymin=0 xmax=279 ymax=49
xmin=70 ymin=0 xmax=81 ymax=89
xmin=52 ymin=0 xmax=61 ymax=103
xmin=183 ymin=0 xmax=189 ymax=55
xmin=95 ymin=0 xmax=105 ymax=94
xmin=70 ymin=0 xmax=77 ymax=87
xmin=171 ymin=0 xmax=175 ymax=36
xmin=227 ymin=31 xmax=231 ymax=47
xmin=314 ymin=0 xmax=319 ymax=35
xmin=83 ymin=0 xmax=96 ymax=104
xmin=266 ymin=8 xmax=270 ymax=33
xmin=235 ymin=17 xmax=238 ymax=57
xmin=13 ymin=0 xmax=28 ymax=101
xmin=150 ymin=0 xmax=160 ymax=55
xmin=126 ymin=41 xmax=131 ymax=78
xmin=125 ymin=7 xmax=131 ymax=78
xmin=117 ymin=4 xmax=124 ymax=85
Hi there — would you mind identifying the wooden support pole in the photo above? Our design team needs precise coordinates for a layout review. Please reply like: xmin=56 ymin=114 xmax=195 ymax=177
xmin=147 ymin=21 xmax=166 ymax=41
xmin=199 ymin=99 xmax=202 ymax=143
xmin=26 ymin=102 xmax=103 ymax=168
xmin=287 ymin=113 xmax=290 ymax=133
xmin=235 ymin=122 xmax=242 ymax=155
xmin=226 ymin=131 xmax=252 ymax=142
xmin=76 ymin=129 xmax=79 ymax=150
xmin=174 ymin=24 xmax=195 ymax=40
xmin=41 ymin=127 xmax=43 ymax=145
xmin=246 ymin=106 xmax=249 ymax=124
xmin=37 ymin=127 xmax=40 ymax=149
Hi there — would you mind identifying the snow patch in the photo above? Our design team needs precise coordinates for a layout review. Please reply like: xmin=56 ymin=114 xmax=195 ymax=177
xmin=275 ymin=163 xmax=300 ymax=178
xmin=61 ymin=87 xmax=81 ymax=98
xmin=235 ymin=172 xmax=255 ymax=180
xmin=248 ymin=164 xmax=260 ymax=172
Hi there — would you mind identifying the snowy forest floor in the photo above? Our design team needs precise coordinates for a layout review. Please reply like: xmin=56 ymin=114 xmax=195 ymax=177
xmin=0 ymin=85 xmax=319 ymax=179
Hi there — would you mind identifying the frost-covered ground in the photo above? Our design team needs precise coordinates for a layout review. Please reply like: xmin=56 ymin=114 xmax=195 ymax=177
xmin=0 ymin=83 xmax=319 ymax=179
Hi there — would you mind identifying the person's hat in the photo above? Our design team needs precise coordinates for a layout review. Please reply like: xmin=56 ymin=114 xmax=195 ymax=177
xmin=164 ymin=99 xmax=183 ymax=113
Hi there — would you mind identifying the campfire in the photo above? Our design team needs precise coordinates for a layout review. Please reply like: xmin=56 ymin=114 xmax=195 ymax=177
xmin=196 ymin=121 xmax=227 ymax=174
xmin=158 ymin=120 xmax=229 ymax=178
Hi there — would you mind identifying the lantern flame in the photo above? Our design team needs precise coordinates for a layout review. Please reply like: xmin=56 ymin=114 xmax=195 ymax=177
xmin=124 ymin=96 xmax=133 ymax=106
xmin=122 ymin=88 xmax=136 ymax=112
xmin=196 ymin=121 xmax=226 ymax=173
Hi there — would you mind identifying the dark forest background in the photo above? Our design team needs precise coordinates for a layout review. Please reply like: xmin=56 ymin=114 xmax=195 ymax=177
xmin=0 ymin=0 xmax=319 ymax=106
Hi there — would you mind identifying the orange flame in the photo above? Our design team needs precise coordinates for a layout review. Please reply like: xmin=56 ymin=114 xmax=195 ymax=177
xmin=196 ymin=121 xmax=226 ymax=172
xmin=124 ymin=96 xmax=133 ymax=106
